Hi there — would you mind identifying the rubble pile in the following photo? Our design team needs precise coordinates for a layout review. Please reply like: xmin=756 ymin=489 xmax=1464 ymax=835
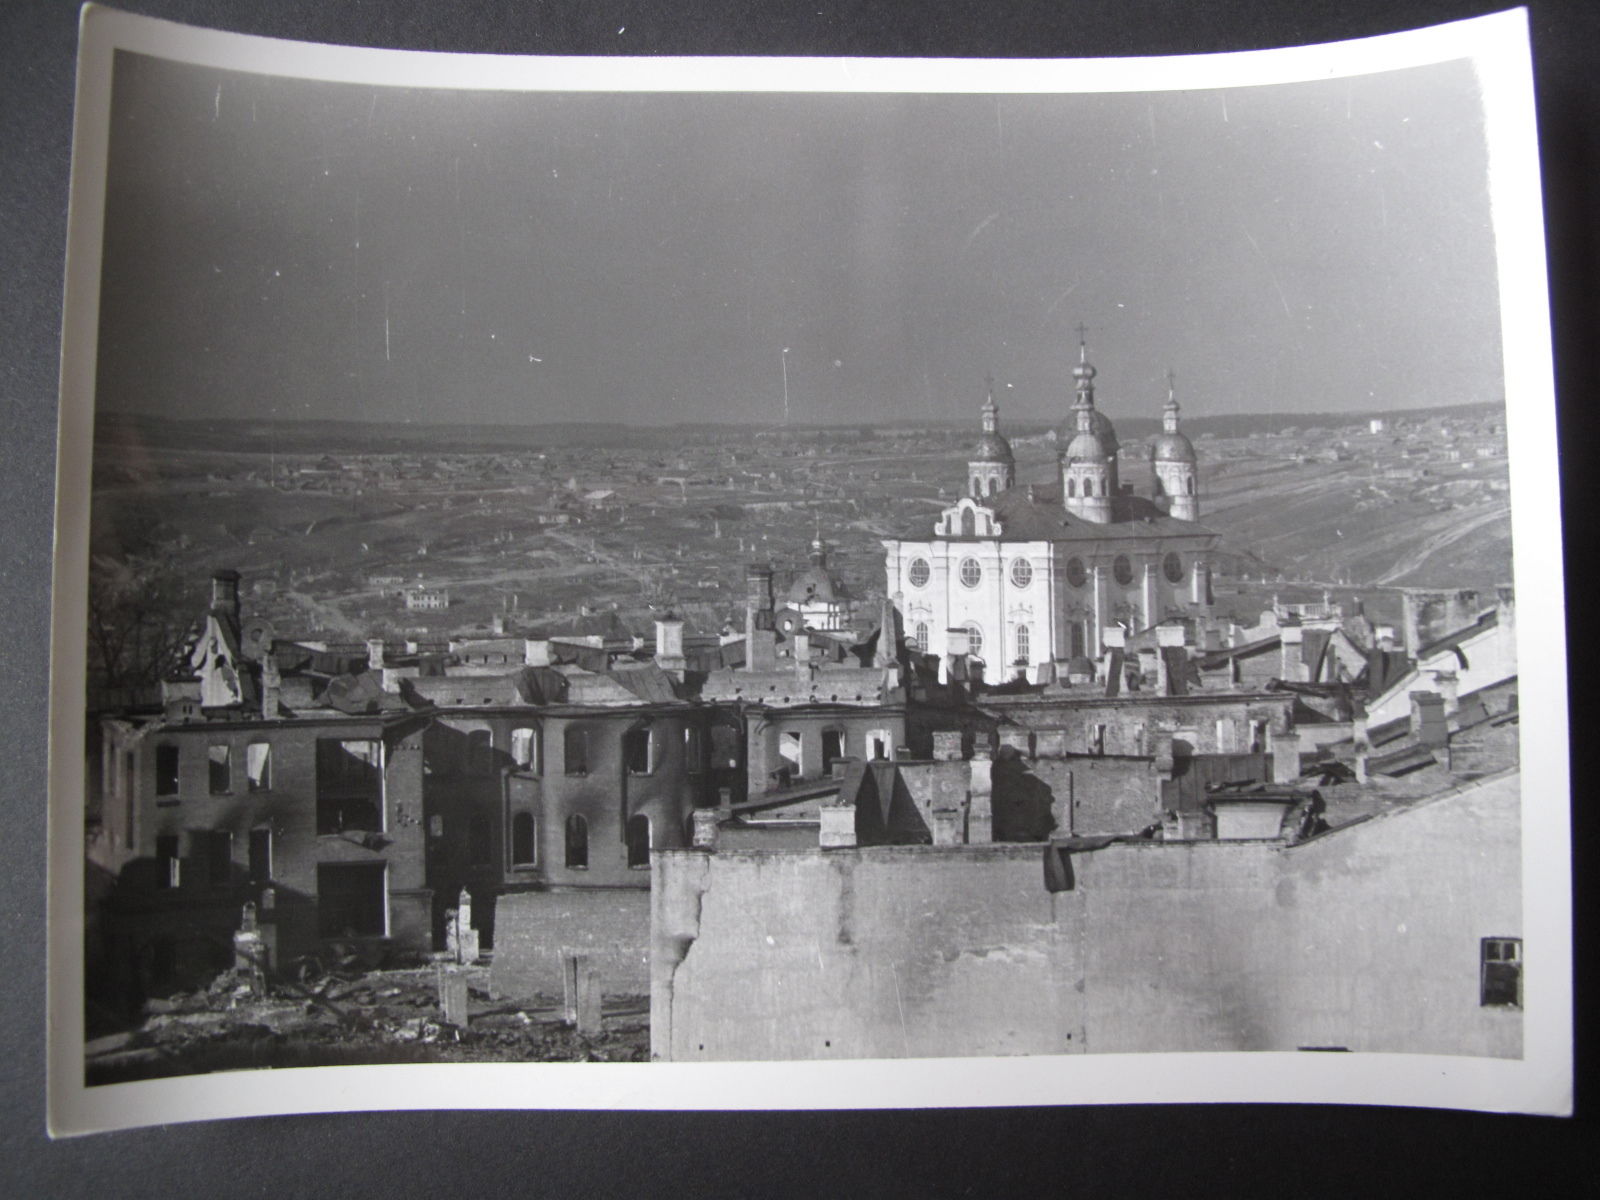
xmin=85 ymin=965 xmax=649 ymax=1084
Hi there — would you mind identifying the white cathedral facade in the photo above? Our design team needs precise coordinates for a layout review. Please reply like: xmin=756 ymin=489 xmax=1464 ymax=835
xmin=883 ymin=341 xmax=1219 ymax=682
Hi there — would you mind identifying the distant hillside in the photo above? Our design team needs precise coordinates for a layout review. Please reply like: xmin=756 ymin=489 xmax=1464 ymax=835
xmin=96 ymin=399 xmax=1505 ymax=456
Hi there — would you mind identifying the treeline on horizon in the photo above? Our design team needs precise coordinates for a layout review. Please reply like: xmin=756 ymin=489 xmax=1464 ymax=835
xmin=94 ymin=399 xmax=1503 ymax=457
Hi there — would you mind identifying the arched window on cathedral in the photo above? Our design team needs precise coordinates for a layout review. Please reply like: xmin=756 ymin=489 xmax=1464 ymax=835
xmin=971 ymin=476 xmax=980 ymax=496
xmin=1016 ymin=624 xmax=1030 ymax=663
xmin=913 ymin=621 xmax=929 ymax=652
xmin=961 ymin=508 xmax=976 ymax=536
xmin=1187 ymin=476 xmax=1195 ymax=495
xmin=987 ymin=477 xmax=998 ymax=496
xmin=1067 ymin=477 xmax=1076 ymax=498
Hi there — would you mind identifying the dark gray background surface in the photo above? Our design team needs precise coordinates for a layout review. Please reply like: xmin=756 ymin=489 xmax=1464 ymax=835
xmin=3 ymin=2 xmax=1593 ymax=1195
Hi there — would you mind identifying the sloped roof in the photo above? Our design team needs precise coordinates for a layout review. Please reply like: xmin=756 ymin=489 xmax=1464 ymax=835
xmin=909 ymin=481 xmax=1217 ymax=543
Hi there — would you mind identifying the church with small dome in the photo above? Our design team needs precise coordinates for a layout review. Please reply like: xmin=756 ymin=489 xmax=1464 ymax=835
xmin=883 ymin=333 xmax=1219 ymax=681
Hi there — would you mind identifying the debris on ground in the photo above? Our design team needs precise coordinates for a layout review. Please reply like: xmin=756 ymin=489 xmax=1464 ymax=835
xmin=85 ymin=964 xmax=650 ymax=1084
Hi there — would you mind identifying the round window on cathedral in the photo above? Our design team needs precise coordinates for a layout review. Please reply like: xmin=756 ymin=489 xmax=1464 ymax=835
xmin=908 ymin=557 xmax=931 ymax=589
xmin=959 ymin=557 xmax=983 ymax=589
xmin=1113 ymin=555 xmax=1134 ymax=585
xmin=1010 ymin=558 xmax=1033 ymax=588
xmin=1066 ymin=557 xmax=1087 ymax=588
xmin=1163 ymin=552 xmax=1184 ymax=584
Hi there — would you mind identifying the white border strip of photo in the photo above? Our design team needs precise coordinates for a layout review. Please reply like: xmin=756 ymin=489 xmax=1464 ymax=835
xmin=47 ymin=5 xmax=1569 ymax=1135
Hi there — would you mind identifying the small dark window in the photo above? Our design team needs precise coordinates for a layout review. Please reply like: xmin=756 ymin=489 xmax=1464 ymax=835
xmin=626 ymin=814 xmax=651 ymax=869
xmin=960 ymin=508 xmax=976 ymax=537
xmin=623 ymin=727 xmax=653 ymax=775
xmin=511 ymin=812 xmax=536 ymax=866
xmin=1481 ymin=937 xmax=1522 ymax=1007
xmin=316 ymin=862 xmax=387 ymax=938
xmin=1163 ymin=552 xmax=1184 ymax=584
xmin=565 ymin=814 xmax=588 ymax=869
xmin=155 ymin=834 xmax=180 ymax=889
xmin=1113 ymin=555 xmax=1134 ymax=586
xmin=684 ymin=726 xmax=703 ymax=775
xmin=1067 ymin=477 xmax=1077 ymax=498
xmin=248 ymin=828 xmax=272 ymax=884
xmin=208 ymin=745 xmax=231 ymax=794
xmin=1187 ymin=476 xmax=1195 ymax=495
xmin=155 ymin=745 xmax=179 ymax=796
xmin=1066 ymin=557 xmax=1087 ymax=588
xmin=564 ymin=727 xmax=588 ymax=776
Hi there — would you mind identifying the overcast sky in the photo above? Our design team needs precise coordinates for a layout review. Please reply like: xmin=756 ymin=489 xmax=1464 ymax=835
xmin=95 ymin=50 xmax=1502 ymax=428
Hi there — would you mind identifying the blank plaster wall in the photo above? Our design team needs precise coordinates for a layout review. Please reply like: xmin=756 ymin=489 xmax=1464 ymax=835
xmin=652 ymin=772 xmax=1520 ymax=1061
xmin=491 ymin=887 xmax=651 ymax=1000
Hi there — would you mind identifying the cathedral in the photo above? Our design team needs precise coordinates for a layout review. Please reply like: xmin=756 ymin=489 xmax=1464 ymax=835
xmin=883 ymin=337 xmax=1218 ymax=681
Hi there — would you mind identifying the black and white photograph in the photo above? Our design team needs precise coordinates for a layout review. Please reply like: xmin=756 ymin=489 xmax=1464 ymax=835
xmin=45 ymin=6 xmax=1569 ymax=1134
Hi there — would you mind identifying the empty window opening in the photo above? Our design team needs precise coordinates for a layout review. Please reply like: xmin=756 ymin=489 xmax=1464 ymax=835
xmin=821 ymin=729 xmax=845 ymax=775
xmin=511 ymin=812 xmax=536 ymax=867
xmin=510 ymin=726 xmax=539 ymax=772
xmin=155 ymin=745 xmax=179 ymax=796
xmin=564 ymin=727 xmax=588 ymax=776
xmin=1089 ymin=723 xmax=1106 ymax=756
xmin=201 ymin=830 xmax=232 ymax=888
xmin=246 ymin=742 xmax=271 ymax=791
xmin=1481 ymin=937 xmax=1522 ymax=1007
xmin=316 ymin=861 xmax=387 ymax=938
xmin=626 ymin=814 xmax=651 ymax=868
xmin=711 ymin=721 xmax=741 ymax=771
xmin=248 ymin=827 xmax=272 ymax=885
xmin=867 ymin=730 xmax=891 ymax=761
xmin=960 ymin=508 xmax=976 ymax=537
xmin=208 ymin=745 xmax=231 ymax=795
xmin=315 ymin=739 xmax=383 ymax=835
xmin=565 ymin=814 xmax=589 ymax=869
xmin=779 ymin=731 xmax=802 ymax=778
xmin=684 ymin=726 xmax=703 ymax=774
xmin=623 ymin=726 xmax=654 ymax=776
xmin=155 ymin=834 xmax=181 ymax=889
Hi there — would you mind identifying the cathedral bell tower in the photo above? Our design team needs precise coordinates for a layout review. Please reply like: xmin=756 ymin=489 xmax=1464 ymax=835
xmin=967 ymin=375 xmax=1015 ymax=499
xmin=1061 ymin=333 xmax=1116 ymax=523
xmin=1150 ymin=370 xmax=1200 ymax=521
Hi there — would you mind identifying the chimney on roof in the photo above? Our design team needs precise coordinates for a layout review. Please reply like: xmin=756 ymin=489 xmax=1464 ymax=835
xmin=655 ymin=614 xmax=686 ymax=674
xmin=211 ymin=569 xmax=241 ymax=622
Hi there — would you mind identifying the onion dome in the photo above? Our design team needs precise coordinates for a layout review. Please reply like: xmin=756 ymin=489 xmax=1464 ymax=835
xmin=1150 ymin=368 xmax=1194 ymax=461
xmin=973 ymin=379 xmax=1014 ymax=463
xmin=973 ymin=429 xmax=1014 ymax=462
xmin=1150 ymin=430 xmax=1197 ymax=463
xmin=787 ymin=539 xmax=848 ymax=604
xmin=1064 ymin=429 xmax=1110 ymax=462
